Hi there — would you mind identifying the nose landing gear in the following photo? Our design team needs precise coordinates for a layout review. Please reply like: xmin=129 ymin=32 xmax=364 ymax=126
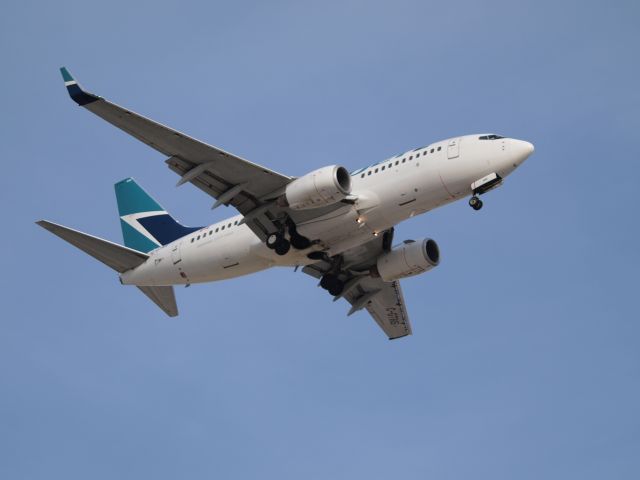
xmin=469 ymin=195 xmax=483 ymax=211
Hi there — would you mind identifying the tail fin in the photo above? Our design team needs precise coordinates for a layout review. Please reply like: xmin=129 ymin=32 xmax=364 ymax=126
xmin=115 ymin=178 xmax=201 ymax=253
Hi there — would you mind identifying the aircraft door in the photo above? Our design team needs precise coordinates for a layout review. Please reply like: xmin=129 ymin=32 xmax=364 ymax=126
xmin=447 ymin=138 xmax=460 ymax=159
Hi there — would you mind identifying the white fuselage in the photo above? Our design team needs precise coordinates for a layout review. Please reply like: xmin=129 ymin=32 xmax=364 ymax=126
xmin=120 ymin=134 xmax=533 ymax=287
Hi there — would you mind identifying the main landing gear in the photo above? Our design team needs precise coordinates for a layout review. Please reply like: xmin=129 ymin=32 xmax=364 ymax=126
xmin=469 ymin=195 xmax=483 ymax=211
xmin=265 ymin=221 xmax=312 ymax=256
xmin=266 ymin=232 xmax=290 ymax=255
xmin=288 ymin=222 xmax=311 ymax=250
xmin=320 ymin=273 xmax=344 ymax=297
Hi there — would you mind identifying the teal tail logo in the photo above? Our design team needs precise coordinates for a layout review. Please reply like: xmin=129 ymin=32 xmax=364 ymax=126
xmin=115 ymin=178 xmax=201 ymax=253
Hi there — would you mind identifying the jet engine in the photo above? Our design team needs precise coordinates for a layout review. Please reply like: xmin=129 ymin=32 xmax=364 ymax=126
xmin=283 ymin=165 xmax=351 ymax=210
xmin=373 ymin=238 xmax=440 ymax=282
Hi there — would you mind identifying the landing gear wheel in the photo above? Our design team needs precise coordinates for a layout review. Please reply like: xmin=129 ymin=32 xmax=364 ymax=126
xmin=320 ymin=274 xmax=344 ymax=296
xmin=469 ymin=196 xmax=483 ymax=211
xmin=266 ymin=233 xmax=280 ymax=249
xmin=290 ymin=233 xmax=311 ymax=250
xmin=319 ymin=274 xmax=335 ymax=290
xmin=274 ymin=238 xmax=291 ymax=256
xmin=307 ymin=251 xmax=326 ymax=261
xmin=287 ymin=222 xmax=312 ymax=250
xmin=328 ymin=280 xmax=345 ymax=297
xmin=266 ymin=232 xmax=290 ymax=255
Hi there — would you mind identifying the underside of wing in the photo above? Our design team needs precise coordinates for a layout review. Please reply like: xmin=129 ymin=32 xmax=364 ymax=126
xmin=301 ymin=228 xmax=413 ymax=340
xmin=60 ymin=67 xmax=295 ymax=240
xmin=346 ymin=276 xmax=411 ymax=340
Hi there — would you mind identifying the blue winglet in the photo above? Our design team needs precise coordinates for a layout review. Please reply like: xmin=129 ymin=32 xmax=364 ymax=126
xmin=59 ymin=67 xmax=100 ymax=106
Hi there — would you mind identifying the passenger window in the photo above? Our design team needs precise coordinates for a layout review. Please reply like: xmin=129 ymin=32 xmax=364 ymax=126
xmin=215 ymin=227 xmax=219 ymax=232
xmin=409 ymin=156 xmax=413 ymax=160
xmin=381 ymin=166 xmax=385 ymax=171
xmin=221 ymin=226 xmax=225 ymax=230
xmin=361 ymin=173 xmax=365 ymax=178
xmin=437 ymin=146 xmax=441 ymax=151
xmin=368 ymin=171 xmax=371 ymax=176
xmin=430 ymin=148 xmax=434 ymax=153
xmin=234 ymin=221 xmax=238 ymax=225
xmin=375 ymin=168 xmax=378 ymax=173
xmin=191 ymin=238 xmax=194 ymax=243
xmin=402 ymin=159 xmax=406 ymax=163
xmin=388 ymin=163 xmax=392 ymax=168
xmin=197 ymin=235 xmax=201 ymax=240
xmin=395 ymin=160 xmax=399 ymax=165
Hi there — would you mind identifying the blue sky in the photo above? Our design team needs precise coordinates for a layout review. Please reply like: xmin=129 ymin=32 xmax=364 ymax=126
xmin=1 ymin=0 xmax=639 ymax=478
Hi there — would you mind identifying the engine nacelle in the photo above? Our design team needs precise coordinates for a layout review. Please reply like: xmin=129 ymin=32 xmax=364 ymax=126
xmin=284 ymin=165 xmax=351 ymax=210
xmin=374 ymin=238 xmax=440 ymax=282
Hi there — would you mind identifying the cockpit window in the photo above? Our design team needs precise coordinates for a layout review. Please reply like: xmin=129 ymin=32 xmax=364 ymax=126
xmin=479 ymin=134 xmax=505 ymax=140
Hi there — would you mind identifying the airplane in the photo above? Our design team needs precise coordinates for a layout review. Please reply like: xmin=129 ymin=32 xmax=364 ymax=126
xmin=37 ymin=67 xmax=534 ymax=340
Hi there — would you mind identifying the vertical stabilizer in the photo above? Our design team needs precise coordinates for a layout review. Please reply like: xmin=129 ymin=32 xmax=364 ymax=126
xmin=114 ymin=178 xmax=201 ymax=253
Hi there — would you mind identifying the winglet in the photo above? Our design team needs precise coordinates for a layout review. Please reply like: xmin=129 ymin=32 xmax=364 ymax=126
xmin=59 ymin=66 xmax=100 ymax=106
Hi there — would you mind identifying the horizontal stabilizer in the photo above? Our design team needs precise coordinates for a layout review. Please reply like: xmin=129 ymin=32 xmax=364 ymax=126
xmin=36 ymin=220 xmax=148 ymax=273
xmin=137 ymin=286 xmax=178 ymax=317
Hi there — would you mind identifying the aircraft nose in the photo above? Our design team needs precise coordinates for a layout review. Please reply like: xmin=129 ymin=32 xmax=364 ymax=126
xmin=511 ymin=139 xmax=535 ymax=165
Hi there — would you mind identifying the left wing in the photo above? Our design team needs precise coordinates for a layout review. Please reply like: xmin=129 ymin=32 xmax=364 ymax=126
xmin=302 ymin=229 xmax=412 ymax=340
xmin=60 ymin=67 xmax=292 ymax=240
xmin=60 ymin=67 xmax=352 ymax=241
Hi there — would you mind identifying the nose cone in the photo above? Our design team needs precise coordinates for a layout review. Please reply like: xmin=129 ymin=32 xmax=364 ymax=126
xmin=511 ymin=139 xmax=535 ymax=165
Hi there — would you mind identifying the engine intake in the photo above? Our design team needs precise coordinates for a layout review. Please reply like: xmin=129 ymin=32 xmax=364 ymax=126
xmin=374 ymin=238 xmax=440 ymax=282
xmin=284 ymin=165 xmax=351 ymax=210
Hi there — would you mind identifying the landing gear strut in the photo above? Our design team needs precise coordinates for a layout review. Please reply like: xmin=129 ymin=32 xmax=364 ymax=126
xmin=469 ymin=195 xmax=483 ymax=211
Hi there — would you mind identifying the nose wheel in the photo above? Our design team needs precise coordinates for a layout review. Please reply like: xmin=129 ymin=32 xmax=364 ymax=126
xmin=469 ymin=195 xmax=483 ymax=211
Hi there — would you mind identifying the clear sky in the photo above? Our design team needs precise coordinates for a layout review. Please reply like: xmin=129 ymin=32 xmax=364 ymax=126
xmin=1 ymin=0 xmax=639 ymax=478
